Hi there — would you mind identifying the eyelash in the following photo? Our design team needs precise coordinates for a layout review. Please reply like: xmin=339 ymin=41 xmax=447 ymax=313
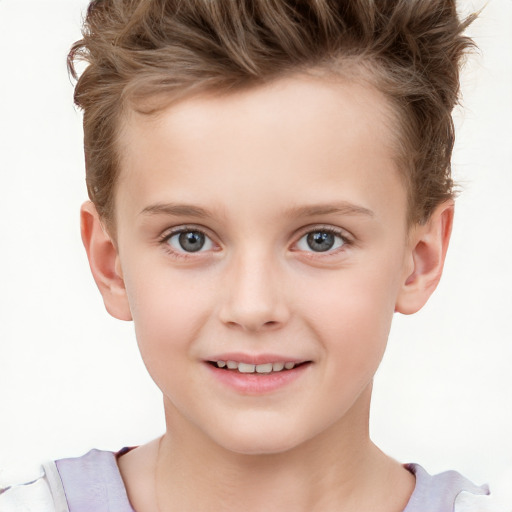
xmin=158 ymin=225 xmax=352 ymax=260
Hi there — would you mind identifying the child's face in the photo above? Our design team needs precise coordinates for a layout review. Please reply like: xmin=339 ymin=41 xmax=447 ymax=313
xmin=112 ymin=76 xmax=414 ymax=454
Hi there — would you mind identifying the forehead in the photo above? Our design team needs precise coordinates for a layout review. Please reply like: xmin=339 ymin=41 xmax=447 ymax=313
xmin=116 ymin=75 xmax=406 ymax=226
xmin=122 ymin=74 xmax=396 ymax=157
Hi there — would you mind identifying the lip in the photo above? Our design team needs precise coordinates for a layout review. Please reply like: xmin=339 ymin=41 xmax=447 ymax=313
xmin=204 ymin=354 xmax=312 ymax=395
xmin=206 ymin=352 xmax=307 ymax=365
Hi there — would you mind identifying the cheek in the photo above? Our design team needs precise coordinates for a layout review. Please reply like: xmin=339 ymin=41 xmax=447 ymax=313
xmin=122 ymin=263 xmax=214 ymax=368
xmin=301 ymin=260 xmax=399 ymax=330
xmin=301 ymin=263 xmax=400 ymax=375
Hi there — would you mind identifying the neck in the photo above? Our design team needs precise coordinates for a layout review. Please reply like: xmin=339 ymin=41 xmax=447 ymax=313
xmin=154 ymin=387 xmax=413 ymax=512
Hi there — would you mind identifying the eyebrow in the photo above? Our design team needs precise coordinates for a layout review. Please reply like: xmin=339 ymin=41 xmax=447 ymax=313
xmin=286 ymin=202 xmax=375 ymax=219
xmin=140 ymin=201 xmax=374 ymax=219
xmin=140 ymin=203 xmax=213 ymax=218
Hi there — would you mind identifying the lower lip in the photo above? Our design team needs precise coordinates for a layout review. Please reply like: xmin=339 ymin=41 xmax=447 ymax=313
xmin=205 ymin=363 xmax=310 ymax=395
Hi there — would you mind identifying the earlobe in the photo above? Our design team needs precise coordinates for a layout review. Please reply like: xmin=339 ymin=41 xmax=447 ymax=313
xmin=80 ymin=201 xmax=132 ymax=321
xmin=395 ymin=201 xmax=454 ymax=315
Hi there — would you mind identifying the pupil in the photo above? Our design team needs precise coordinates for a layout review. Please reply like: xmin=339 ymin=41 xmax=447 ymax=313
xmin=179 ymin=231 xmax=205 ymax=252
xmin=307 ymin=231 xmax=334 ymax=252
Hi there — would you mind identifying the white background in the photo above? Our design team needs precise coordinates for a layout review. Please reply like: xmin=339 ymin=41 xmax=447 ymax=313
xmin=0 ymin=0 xmax=511 ymax=500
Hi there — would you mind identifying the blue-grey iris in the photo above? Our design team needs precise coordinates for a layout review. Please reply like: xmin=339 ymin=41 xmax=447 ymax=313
xmin=307 ymin=231 xmax=335 ymax=252
xmin=179 ymin=231 xmax=205 ymax=252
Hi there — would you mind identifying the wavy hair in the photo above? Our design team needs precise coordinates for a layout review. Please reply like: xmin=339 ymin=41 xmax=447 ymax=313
xmin=68 ymin=0 xmax=476 ymax=229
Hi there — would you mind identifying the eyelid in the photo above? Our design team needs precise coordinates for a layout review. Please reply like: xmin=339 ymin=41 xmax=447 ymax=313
xmin=294 ymin=224 xmax=353 ymax=242
xmin=159 ymin=224 xmax=214 ymax=242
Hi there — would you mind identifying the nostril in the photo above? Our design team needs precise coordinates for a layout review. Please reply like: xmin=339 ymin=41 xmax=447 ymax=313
xmin=223 ymin=319 xmax=281 ymax=331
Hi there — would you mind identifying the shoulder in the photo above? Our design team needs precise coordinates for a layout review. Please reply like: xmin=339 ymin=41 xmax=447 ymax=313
xmin=0 ymin=460 xmax=65 ymax=512
xmin=55 ymin=448 xmax=135 ymax=511
xmin=0 ymin=448 xmax=130 ymax=512
xmin=405 ymin=463 xmax=510 ymax=512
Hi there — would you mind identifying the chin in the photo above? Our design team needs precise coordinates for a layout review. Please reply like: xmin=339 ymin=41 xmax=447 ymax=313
xmin=209 ymin=422 xmax=308 ymax=456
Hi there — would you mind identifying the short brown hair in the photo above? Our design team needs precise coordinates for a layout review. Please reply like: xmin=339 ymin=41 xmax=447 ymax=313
xmin=68 ymin=0 xmax=476 ymax=228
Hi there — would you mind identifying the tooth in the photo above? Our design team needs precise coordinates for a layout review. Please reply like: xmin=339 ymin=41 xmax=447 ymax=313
xmin=272 ymin=362 xmax=285 ymax=372
xmin=217 ymin=361 xmax=226 ymax=368
xmin=256 ymin=363 xmax=273 ymax=374
xmin=284 ymin=362 xmax=295 ymax=370
xmin=238 ymin=363 xmax=256 ymax=373
xmin=227 ymin=361 xmax=238 ymax=369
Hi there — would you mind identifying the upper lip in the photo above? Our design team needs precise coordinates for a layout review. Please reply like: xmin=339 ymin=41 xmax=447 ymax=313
xmin=206 ymin=353 xmax=310 ymax=365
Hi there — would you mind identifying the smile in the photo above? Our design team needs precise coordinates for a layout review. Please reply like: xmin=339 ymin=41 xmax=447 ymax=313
xmin=205 ymin=357 xmax=312 ymax=394
xmin=210 ymin=360 xmax=302 ymax=373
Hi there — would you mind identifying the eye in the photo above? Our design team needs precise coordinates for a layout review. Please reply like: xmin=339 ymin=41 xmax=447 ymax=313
xmin=165 ymin=229 xmax=214 ymax=253
xmin=296 ymin=229 xmax=346 ymax=253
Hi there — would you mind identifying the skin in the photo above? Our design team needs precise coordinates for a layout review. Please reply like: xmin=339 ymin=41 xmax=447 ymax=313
xmin=81 ymin=74 xmax=453 ymax=512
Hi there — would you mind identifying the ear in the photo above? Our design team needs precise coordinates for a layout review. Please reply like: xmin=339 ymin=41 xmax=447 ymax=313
xmin=80 ymin=201 xmax=132 ymax=321
xmin=395 ymin=201 xmax=454 ymax=315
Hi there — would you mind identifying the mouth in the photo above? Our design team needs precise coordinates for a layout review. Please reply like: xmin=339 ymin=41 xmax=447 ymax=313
xmin=205 ymin=356 xmax=312 ymax=393
xmin=207 ymin=360 xmax=311 ymax=374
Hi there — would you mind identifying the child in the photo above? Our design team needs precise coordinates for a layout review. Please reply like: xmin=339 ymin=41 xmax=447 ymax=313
xmin=0 ymin=0 xmax=507 ymax=510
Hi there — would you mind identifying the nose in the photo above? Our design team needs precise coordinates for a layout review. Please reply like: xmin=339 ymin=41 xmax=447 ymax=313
xmin=218 ymin=251 xmax=290 ymax=332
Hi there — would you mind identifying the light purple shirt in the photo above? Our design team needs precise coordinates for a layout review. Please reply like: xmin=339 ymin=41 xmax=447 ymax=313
xmin=53 ymin=449 xmax=489 ymax=512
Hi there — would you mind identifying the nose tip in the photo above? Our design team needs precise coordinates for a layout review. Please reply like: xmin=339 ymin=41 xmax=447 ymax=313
xmin=218 ymin=259 xmax=290 ymax=332
xmin=220 ymin=293 xmax=289 ymax=332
